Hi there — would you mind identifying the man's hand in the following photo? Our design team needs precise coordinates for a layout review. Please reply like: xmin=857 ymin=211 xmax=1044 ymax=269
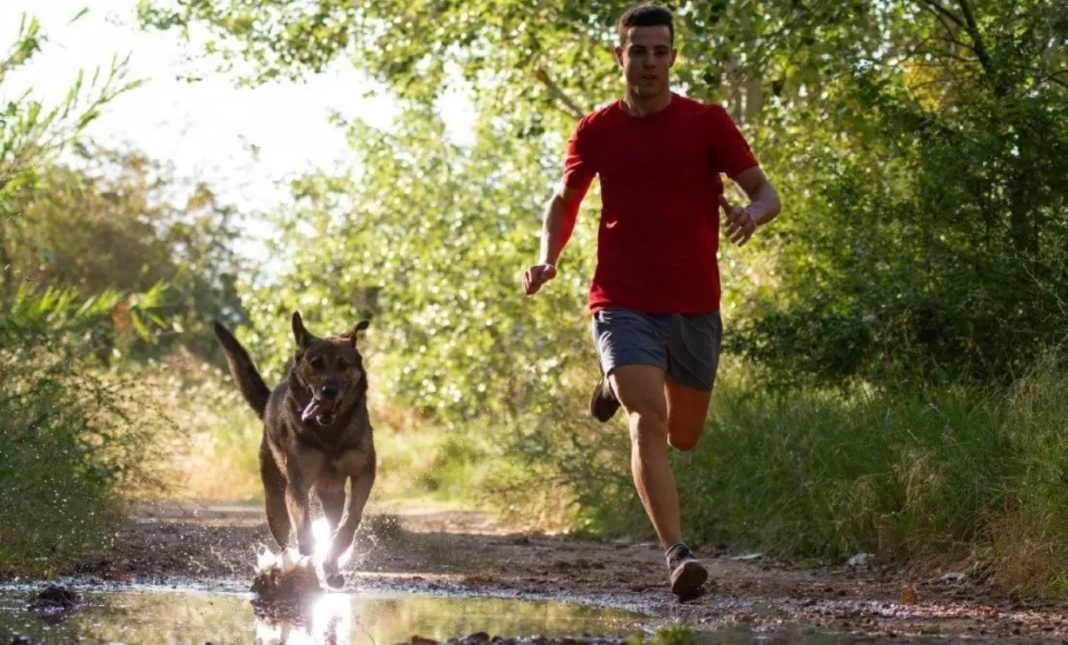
xmin=721 ymin=194 xmax=757 ymax=246
xmin=523 ymin=263 xmax=558 ymax=295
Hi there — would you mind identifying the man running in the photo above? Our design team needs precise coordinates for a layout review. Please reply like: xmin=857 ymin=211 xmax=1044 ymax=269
xmin=522 ymin=4 xmax=781 ymax=599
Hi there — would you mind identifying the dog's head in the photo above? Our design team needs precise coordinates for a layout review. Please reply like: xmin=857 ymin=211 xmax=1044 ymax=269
xmin=290 ymin=311 xmax=371 ymax=426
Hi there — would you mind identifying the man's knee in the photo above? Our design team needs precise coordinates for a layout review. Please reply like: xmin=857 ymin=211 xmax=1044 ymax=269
xmin=627 ymin=407 xmax=668 ymax=447
xmin=667 ymin=431 xmax=701 ymax=452
xmin=663 ymin=379 xmax=711 ymax=453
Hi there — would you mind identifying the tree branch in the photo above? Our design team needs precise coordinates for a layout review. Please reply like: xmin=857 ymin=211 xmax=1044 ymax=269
xmin=934 ymin=34 xmax=978 ymax=54
xmin=908 ymin=76 xmax=952 ymax=94
xmin=926 ymin=48 xmax=980 ymax=64
xmin=533 ymin=67 xmax=585 ymax=121
xmin=910 ymin=1 xmax=985 ymax=67
xmin=920 ymin=1 xmax=963 ymax=44
xmin=955 ymin=0 xmax=1004 ymax=95
xmin=914 ymin=0 xmax=966 ymax=29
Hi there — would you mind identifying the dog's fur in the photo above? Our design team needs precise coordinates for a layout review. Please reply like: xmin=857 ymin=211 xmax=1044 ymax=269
xmin=213 ymin=312 xmax=375 ymax=587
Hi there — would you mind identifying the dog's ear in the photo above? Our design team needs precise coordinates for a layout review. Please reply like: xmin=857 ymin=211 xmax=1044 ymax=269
xmin=342 ymin=319 xmax=371 ymax=346
xmin=292 ymin=311 xmax=313 ymax=350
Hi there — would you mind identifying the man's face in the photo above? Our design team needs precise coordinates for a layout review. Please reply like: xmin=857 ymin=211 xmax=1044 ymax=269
xmin=614 ymin=25 xmax=676 ymax=99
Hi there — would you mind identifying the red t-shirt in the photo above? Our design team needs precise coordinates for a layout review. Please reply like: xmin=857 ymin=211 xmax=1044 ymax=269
xmin=562 ymin=93 xmax=758 ymax=314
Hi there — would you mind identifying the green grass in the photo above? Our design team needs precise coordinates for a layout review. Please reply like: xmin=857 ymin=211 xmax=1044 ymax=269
xmin=627 ymin=622 xmax=694 ymax=645
xmin=366 ymin=351 xmax=1068 ymax=598
xmin=374 ymin=417 xmax=499 ymax=510
xmin=10 ymin=337 xmax=1063 ymax=597
xmin=0 ymin=343 xmax=168 ymax=578
xmin=566 ymin=354 xmax=1068 ymax=596
xmin=686 ymin=379 xmax=1006 ymax=557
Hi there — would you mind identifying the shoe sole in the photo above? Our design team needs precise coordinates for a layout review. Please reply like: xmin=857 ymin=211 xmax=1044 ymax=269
xmin=670 ymin=560 xmax=708 ymax=599
xmin=589 ymin=381 xmax=620 ymax=423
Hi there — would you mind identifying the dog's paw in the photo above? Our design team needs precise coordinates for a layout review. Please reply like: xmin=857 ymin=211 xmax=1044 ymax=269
xmin=325 ymin=573 xmax=345 ymax=589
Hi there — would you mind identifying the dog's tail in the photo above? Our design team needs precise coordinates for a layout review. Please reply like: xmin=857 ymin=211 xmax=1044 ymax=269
xmin=212 ymin=321 xmax=271 ymax=419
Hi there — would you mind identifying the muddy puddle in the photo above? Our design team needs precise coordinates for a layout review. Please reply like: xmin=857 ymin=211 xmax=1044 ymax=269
xmin=0 ymin=587 xmax=649 ymax=644
xmin=1 ymin=586 xmax=978 ymax=643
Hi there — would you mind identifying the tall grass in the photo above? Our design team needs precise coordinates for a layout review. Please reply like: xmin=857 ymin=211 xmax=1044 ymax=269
xmin=0 ymin=286 xmax=171 ymax=577
xmin=0 ymin=339 xmax=170 ymax=577
xmin=373 ymin=412 xmax=501 ymax=511
xmin=685 ymin=377 xmax=1007 ymax=558
xmin=563 ymin=355 xmax=1068 ymax=596
xmin=136 ymin=352 xmax=263 ymax=502
xmin=140 ymin=355 xmax=526 ymax=513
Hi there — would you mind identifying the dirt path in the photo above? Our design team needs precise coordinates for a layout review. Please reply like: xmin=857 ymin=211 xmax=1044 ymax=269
xmin=42 ymin=502 xmax=1068 ymax=642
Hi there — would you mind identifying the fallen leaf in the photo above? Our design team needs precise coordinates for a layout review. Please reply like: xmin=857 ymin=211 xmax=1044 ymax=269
xmin=900 ymin=586 xmax=919 ymax=605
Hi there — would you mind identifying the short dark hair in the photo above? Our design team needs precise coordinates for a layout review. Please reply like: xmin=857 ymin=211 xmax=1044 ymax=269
xmin=617 ymin=5 xmax=674 ymax=45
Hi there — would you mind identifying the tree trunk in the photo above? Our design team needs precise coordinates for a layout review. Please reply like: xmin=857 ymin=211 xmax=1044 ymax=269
xmin=744 ymin=77 xmax=764 ymax=123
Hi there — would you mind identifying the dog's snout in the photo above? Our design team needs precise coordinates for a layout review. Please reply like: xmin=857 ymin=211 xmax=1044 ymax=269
xmin=321 ymin=383 xmax=340 ymax=400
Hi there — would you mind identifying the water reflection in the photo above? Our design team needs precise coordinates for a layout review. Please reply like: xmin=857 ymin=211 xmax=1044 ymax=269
xmin=0 ymin=588 xmax=643 ymax=644
xmin=254 ymin=591 xmax=353 ymax=644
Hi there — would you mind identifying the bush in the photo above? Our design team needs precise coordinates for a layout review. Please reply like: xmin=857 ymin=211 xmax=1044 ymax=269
xmin=561 ymin=354 xmax=1068 ymax=596
xmin=0 ymin=287 xmax=170 ymax=577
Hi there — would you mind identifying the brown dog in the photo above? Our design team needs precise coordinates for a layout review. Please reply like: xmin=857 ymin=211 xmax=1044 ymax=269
xmin=213 ymin=312 xmax=375 ymax=588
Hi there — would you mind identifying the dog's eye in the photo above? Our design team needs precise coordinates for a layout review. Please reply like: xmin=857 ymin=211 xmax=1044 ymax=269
xmin=309 ymin=357 xmax=325 ymax=370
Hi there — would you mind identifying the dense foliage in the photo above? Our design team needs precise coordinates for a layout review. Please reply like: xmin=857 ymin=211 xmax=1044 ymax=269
xmin=744 ymin=1 xmax=1068 ymax=383
xmin=140 ymin=0 xmax=1068 ymax=386
xmin=0 ymin=14 xmax=243 ymax=575
xmin=0 ymin=286 xmax=170 ymax=576
xmin=1 ymin=149 xmax=247 ymax=356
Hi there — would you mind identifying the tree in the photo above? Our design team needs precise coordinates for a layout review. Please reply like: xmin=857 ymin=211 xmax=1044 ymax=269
xmin=741 ymin=0 xmax=1068 ymax=382
xmin=239 ymin=108 xmax=597 ymax=422
xmin=139 ymin=0 xmax=1068 ymax=383
xmin=1 ymin=148 xmax=247 ymax=355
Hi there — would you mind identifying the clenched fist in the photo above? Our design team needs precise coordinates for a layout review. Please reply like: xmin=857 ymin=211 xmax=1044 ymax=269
xmin=523 ymin=263 xmax=557 ymax=295
xmin=721 ymin=194 xmax=757 ymax=246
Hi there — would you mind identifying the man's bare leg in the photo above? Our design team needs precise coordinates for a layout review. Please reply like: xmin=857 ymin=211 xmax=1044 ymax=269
xmin=664 ymin=375 xmax=713 ymax=452
xmin=609 ymin=364 xmax=681 ymax=548
xmin=612 ymin=366 xmax=712 ymax=598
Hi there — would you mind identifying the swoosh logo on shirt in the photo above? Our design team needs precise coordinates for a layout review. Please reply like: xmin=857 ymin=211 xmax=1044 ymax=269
xmin=605 ymin=220 xmax=619 ymax=229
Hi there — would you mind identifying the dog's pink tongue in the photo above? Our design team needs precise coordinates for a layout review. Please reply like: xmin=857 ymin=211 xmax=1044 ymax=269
xmin=301 ymin=399 xmax=323 ymax=423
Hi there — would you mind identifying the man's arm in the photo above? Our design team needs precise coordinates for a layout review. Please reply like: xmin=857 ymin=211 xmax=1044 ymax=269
xmin=722 ymin=166 xmax=781 ymax=246
xmin=523 ymin=183 xmax=586 ymax=295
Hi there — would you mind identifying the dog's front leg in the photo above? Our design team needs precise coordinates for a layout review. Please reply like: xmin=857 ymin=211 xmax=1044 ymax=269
xmin=284 ymin=473 xmax=315 ymax=557
xmin=284 ymin=449 xmax=326 ymax=557
xmin=323 ymin=465 xmax=376 ymax=586
xmin=335 ymin=467 xmax=376 ymax=552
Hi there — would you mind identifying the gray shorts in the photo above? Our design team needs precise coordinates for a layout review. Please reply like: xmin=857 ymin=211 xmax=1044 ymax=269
xmin=591 ymin=308 xmax=723 ymax=390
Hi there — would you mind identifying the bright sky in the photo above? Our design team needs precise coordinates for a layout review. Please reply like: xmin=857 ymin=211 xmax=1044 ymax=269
xmin=1 ymin=1 xmax=473 ymax=255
